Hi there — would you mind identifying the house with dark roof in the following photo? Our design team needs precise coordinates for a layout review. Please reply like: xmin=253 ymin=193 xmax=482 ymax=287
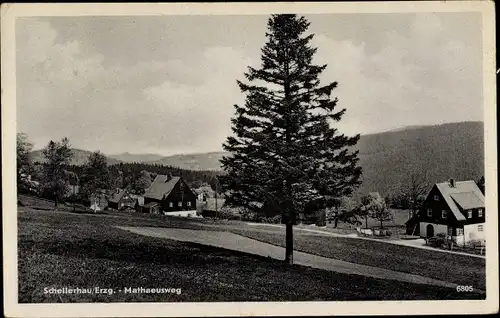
xmin=143 ymin=174 xmax=197 ymax=216
xmin=405 ymin=179 xmax=485 ymax=245
xmin=108 ymin=188 xmax=135 ymax=210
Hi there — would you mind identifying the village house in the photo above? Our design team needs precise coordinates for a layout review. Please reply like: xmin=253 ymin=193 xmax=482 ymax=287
xmin=19 ymin=174 xmax=41 ymax=194
xmin=89 ymin=190 xmax=108 ymax=212
xmin=405 ymin=179 xmax=485 ymax=246
xmin=143 ymin=174 xmax=197 ymax=217
xmin=198 ymin=197 xmax=226 ymax=218
xmin=108 ymin=188 xmax=135 ymax=210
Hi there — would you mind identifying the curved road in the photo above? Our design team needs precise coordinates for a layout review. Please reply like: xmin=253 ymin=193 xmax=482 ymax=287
xmin=117 ymin=226 xmax=485 ymax=294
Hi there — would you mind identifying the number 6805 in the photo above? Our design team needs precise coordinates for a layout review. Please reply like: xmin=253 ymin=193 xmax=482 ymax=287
xmin=456 ymin=285 xmax=474 ymax=292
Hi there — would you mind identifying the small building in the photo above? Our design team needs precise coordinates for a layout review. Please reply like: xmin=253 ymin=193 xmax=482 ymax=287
xmin=66 ymin=184 xmax=80 ymax=196
xmin=143 ymin=174 xmax=197 ymax=216
xmin=405 ymin=179 xmax=485 ymax=246
xmin=108 ymin=188 xmax=135 ymax=210
xmin=142 ymin=202 xmax=161 ymax=214
xmin=297 ymin=209 xmax=326 ymax=226
xmin=89 ymin=191 xmax=108 ymax=212
xmin=199 ymin=198 xmax=226 ymax=218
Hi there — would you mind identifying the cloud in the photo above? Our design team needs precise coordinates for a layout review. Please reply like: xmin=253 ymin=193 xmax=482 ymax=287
xmin=143 ymin=46 xmax=255 ymax=153
xmin=311 ymin=13 xmax=482 ymax=136
xmin=17 ymin=14 xmax=482 ymax=156
xmin=17 ymin=19 xmax=256 ymax=155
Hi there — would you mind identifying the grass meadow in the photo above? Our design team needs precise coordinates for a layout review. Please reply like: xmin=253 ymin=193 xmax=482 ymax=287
xmin=17 ymin=197 xmax=484 ymax=302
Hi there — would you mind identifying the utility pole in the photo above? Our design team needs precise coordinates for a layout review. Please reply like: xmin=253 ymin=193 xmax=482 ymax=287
xmin=215 ymin=181 xmax=218 ymax=218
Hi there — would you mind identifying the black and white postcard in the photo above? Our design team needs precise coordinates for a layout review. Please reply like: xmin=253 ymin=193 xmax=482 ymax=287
xmin=2 ymin=2 xmax=498 ymax=317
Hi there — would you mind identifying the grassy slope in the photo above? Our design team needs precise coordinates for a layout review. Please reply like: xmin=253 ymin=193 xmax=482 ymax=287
xmin=18 ymin=208 xmax=483 ymax=302
xmin=228 ymin=228 xmax=486 ymax=291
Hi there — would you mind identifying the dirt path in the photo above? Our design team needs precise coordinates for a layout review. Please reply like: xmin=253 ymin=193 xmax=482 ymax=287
xmin=117 ymin=226 xmax=484 ymax=294
xmin=245 ymin=223 xmax=486 ymax=259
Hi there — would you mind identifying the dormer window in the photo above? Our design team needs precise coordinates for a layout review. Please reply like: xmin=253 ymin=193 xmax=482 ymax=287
xmin=434 ymin=195 xmax=439 ymax=201
xmin=467 ymin=210 xmax=472 ymax=218
xmin=427 ymin=208 xmax=432 ymax=217
xmin=478 ymin=209 xmax=483 ymax=217
xmin=442 ymin=210 xmax=447 ymax=219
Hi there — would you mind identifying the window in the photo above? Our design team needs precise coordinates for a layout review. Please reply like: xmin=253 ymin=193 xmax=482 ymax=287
xmin=178 ymin=201 xmax=182 ymax=207
xmin=442 ymin=210 xmax=447 ymax=219
xmin=169 ymin=202 xmax=173 ymax=208
xmin=187 ymin=201 xmax=191 ymax=207
xmin=467 ymin=210 xmax=472 ymax=218
xmin=427 ymin=208 xmax=432 ymax=217
xmin=434 ymin=195 xmax=439 ymax=201
xmin=478 ymin=209 xmax=483 ymax=217
xmin=478 ymin=225 xmax=484 ymax=232
xmin=457 ymin=228 xmax=464 ymax=235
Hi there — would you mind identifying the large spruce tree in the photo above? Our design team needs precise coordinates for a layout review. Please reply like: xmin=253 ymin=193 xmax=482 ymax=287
xmin=220 ymin=14 xmax=362 ymax=264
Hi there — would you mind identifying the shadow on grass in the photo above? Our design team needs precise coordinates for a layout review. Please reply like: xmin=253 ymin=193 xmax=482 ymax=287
xmin=18 ymin=219 xmax=486 ymax=301
xmin=19 ymin=231 xmax=279 ymax=268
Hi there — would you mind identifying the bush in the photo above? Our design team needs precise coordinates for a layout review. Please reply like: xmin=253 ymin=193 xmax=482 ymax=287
xmin=467 ymin=239 xmax=485 ymax=247
xmin=428 ymin=234 xmax=447 ymax=247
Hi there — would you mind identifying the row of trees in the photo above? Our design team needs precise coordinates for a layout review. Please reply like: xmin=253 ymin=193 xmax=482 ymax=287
xmin=17 ymin=135 xmax=115 ymax=208
xmin=17 ymin=133 xmax=223 ymax=208
xmin=325 ymin=192 xmax=391 ymax=229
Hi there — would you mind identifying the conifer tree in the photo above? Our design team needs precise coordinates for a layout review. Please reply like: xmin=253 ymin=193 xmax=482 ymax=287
xmin=41 ymin=137 xmax=73 ymax=208
xmin=80 ymin=151 xmax=111 ymax=203
xmin=220 ymin=14 xmax=362 ymax=264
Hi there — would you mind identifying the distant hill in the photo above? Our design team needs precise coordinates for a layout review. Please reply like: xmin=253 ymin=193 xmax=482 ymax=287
xmin=107 ymin=152 xmax=165 ymax=163
xmin=29 ymin=121 xmax=484 ymax=197
xmin=353 ymin=121 xmax=484 ymax=197
xmin=29 ymin=148 xmax=122 ymax=166
xmin=140 ymin=121 xmax=485 ymax=197
xmin=150 ymin=152 xmax=227 ymax=171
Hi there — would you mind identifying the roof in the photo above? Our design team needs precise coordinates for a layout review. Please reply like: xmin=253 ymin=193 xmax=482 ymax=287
xmin=89 ymin=192 xmax=107 ymax=200
xmin=108 ymin=188 xmax=126 ymax=203
xmin=435 ymin=180 xmax=485 ymax=221
xmin=144 ymin=175 xmax=181 ymax=200
xmin=143 ymin=202 xmax=160 ymax=208
xmin=450 ymin=192 xmax=484 ymax=210
xmin=202 ymin=198 xmax=226 ymax=211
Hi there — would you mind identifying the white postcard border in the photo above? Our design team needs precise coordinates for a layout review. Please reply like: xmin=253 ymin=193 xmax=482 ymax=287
xmin=2 ymin=2 xmax=498 ymax=317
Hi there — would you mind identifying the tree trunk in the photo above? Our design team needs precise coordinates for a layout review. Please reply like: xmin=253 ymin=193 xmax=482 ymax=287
xmin=334 ymin=218 xmax=338 ymax=228
xmin=365 ymin=216 xmax=368 ymax=229
xmin=380 ymin=218 xmax=383 ymax=229
xmin=285 ymin=221 xmax=294 ymax=265
xmin=54 ymin=196 xmax=58 ymax=209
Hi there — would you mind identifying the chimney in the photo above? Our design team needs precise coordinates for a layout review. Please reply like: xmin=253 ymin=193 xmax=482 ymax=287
xmin=449 ymin=179 xmax=455 ymax=187
xmin=167 ymin=173 xmax=173 ymax=181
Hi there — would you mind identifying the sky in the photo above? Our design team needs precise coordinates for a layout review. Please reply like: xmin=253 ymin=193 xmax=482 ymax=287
xmin=16 ymin=12 xmax=483 ymax=156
